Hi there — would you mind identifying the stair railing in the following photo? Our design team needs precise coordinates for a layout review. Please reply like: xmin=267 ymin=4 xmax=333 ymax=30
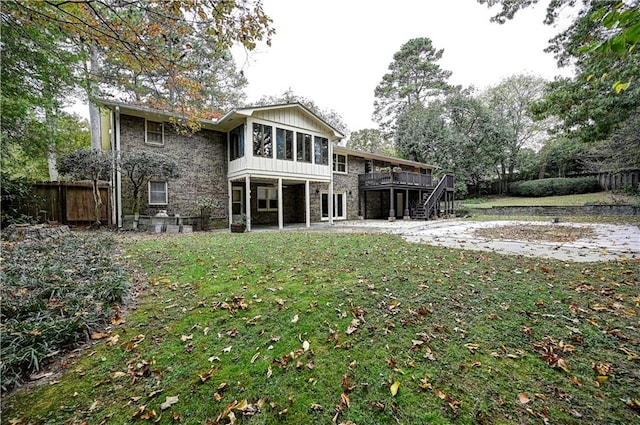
xmin=423 ymin=175 xmax=450 ymax=220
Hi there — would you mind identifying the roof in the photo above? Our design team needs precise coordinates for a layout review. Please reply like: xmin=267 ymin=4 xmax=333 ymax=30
xmin=334 ymin=146 xmax=439 ymax=170
xmin=99 ymin=99 xmax=434 ymax=169
xmin=99 ymin=100 xmax=344 ymax=139
xmin=216 ymin=102 xmax=345 ymax=139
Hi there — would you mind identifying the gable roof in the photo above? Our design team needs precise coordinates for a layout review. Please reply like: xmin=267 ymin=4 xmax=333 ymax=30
xmin=216 ymin=102 xmax=345 ymax=139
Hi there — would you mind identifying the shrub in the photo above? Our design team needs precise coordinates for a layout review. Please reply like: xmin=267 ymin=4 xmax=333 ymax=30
xmin=0 ymin=232 xmax=129 ymax=392
xmin=509 ymin=177 xmax=600 ymax=197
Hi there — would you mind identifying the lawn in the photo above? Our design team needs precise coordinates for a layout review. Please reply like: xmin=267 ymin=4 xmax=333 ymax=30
xmin=461 ymin=192 xmax=638 ymax=208
xmin=3 ymin=231 xmax=640 ymax=424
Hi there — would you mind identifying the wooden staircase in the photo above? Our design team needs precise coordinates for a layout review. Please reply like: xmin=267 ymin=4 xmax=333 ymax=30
xmin=415 ymin=175 xmax=455 ymax=220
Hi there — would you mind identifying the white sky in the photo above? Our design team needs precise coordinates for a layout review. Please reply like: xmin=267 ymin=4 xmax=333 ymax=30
xmin=232 ymin=0 xmax=574 ymax=132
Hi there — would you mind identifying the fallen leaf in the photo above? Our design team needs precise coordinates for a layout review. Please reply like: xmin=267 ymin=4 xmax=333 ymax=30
xmin=222 ymin=345 xmax=232 ymax=353
xmin=390 ymin=381 xmax=400 ymax=396
xmin=161 ymin=395 xmax=179 ymax=410
xmin=180 ymin=334 xmax=193 ymax=342
xmin=341 ymin=392 xmax=350 ymax=408
xmin=303 ymin=340 xmax=310 ymax=352
xmin=518 ymin=392 xmax=531 ymax=404
xmin=291 ymin=314 xmax=299 ymax=323
xmin=251 ymin=352 xmax=260 ymax=363
xmin=465 ymin=343 xmax=480 ymax=354
xmin=91 ymin=332 xmax=109 ymax=340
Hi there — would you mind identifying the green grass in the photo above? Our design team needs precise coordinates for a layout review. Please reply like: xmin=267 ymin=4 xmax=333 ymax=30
xmin=3 ymin=232 xmax=640 ymax=424
xmin=461 ymin=192 xmax=638 ymax=208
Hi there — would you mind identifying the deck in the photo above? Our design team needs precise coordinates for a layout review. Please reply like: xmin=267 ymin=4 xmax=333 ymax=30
xmin=358 ymin=171 xmax=436 ymax=189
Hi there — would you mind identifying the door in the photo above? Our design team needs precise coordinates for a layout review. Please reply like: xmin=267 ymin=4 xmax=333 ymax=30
xmin=322 ymin=192 xmax=346 ymax=220
xmin=232 ymin=187 xmax=244 ymax=222
xmin=396 ymin=192 xmax=403 ymax=218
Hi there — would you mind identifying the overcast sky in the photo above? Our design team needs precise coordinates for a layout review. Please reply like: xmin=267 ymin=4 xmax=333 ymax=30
xmin=232 ymin=0 xmax=574 ymax=133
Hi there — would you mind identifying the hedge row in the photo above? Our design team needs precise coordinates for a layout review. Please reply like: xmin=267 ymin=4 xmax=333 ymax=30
xmin=509 ymin=177 xmax=601 ymax=197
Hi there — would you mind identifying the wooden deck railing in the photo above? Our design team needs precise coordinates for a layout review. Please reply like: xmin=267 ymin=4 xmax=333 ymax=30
xmin=358 ymin=172 xmax=434 ymax=189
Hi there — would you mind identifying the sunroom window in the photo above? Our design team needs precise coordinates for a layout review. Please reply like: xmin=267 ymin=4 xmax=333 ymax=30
xmin=314 ymin=136 xmax=329 ymax=165
xmin=276 ymin=128 xmax=294 ymax=160
xmin=296 ymin=133 xmax=312 ymax=163
xmin=253 ymin=123 xmax=273 ymax=158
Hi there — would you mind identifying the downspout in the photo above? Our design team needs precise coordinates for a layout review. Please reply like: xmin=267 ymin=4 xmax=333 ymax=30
xmin=328 ymin=140 xmax=334 ymax=225
xmin=115 ymin=106 xmax=123 ymax=228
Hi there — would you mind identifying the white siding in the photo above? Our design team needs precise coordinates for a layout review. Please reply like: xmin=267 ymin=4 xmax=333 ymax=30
xmin=227 ymin=106 xmax=335 ymax=181
xmin=253 ymin=108 xmax=326 ymax=133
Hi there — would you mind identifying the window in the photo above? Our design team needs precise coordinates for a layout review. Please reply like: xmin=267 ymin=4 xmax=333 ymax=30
xmin=253 ymin=123 xmax=273 ymax=157
xmin=148 ymin=181 xmax=168 ymax=205
xmin=276 ymin=128 xmax=294 ymax=160
xmin=365 ymin=160 xmax=372 ymax=174
xmin=146 ymin=120 xmax=164 ymax=146
xmin=321 ymin=192 xmax=346 ymax=220
xmin=314 ymin=136 xmax=329 ymax=165
xmin=257 ymin=186 xmax=278 ymax=211
xmin=296 ymin=133 xmax=312 ymax=162
xmin=333 ymin=153 xmax=347 ymax=173
xmin=230 ymin=125 xmax=244 ymax=160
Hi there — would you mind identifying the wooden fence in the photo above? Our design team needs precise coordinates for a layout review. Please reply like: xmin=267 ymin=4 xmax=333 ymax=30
xmin=597 ymin=170 xmax=640 ymax=191
xmin=4 ymin=181 xmax=112 ymax=226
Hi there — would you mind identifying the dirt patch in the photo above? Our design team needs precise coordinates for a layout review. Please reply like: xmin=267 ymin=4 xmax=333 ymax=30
xmin=474 ymin=224 xmax=595 ymax=243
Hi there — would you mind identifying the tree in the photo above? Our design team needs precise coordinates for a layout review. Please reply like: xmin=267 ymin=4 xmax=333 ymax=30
xmin=347 ymin=129 xmax=395 ymax=155
xmin=373 ymin=37 xmax=453 ymax=131
xmin=0 ymin=7 xmax=80 ymax=180
xmin=394 ymin=91 xmax=506 ymax=192
xmin=254 ymin=89 xmax=349 ymax=136
xmin=57 ymin=149 xmax=112 ymax=226
xmin=119 ymin=151 xmax=180 ymax=217
xmin=3 ymin=0 xmax=274 ymax=142
xmin=478 ymin=0 xmax=639 ymax=142
xmin=481 ymin=74 xmax=550 ymax=192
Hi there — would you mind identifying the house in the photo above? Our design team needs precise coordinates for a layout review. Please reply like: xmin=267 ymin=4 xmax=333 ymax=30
xmin=99 ymin=100 xmax=454 ymax=231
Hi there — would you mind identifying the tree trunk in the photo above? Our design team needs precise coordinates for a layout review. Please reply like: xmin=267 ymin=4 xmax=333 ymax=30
xmin=92 ymin=178 xmax=103 ymax=226
xmin=84 ymin=44 xmax=102 ymax=150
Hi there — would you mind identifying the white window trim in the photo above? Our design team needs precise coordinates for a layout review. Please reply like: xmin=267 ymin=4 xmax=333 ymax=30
xmin=148 ymin=181 xmax=168 ymax=205
xmin=333 ymin=153 xmax=348 ymax=174
xmin=257 ymin=186 xmax=278 ymax=212
xmin=145 ymin=119 xmax=165 ymax=146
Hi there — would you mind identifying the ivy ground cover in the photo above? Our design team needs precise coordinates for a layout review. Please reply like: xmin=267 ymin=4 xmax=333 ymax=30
xmin=4 ymin=232 xmax=639 ymax=424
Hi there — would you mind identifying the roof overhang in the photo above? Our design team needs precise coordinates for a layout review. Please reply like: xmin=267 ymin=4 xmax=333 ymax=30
xmin=97 ymin=99 xmax=219 ymax=130
xmin=334 ymin=146 xmax=439 ymax=170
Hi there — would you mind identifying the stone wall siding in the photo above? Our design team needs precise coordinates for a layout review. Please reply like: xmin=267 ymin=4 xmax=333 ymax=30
xmin=469 ymin=205 xmax=639 ymax=217
xmin=333 ymin=155 xmax=363 ymax=219
xmin=119 ymin=115 xmax=227 ymax=217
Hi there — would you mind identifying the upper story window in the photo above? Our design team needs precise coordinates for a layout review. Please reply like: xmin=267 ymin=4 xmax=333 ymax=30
xmin=253 ymin=123 xmax=273 ymax=158
xmin=276 ymin=128 xmax=294 ymax=160
xmin=333 ymin=153 xmax=347 ymax=173
xmin=148 ymin=181 xmax=168 ymax=205
xmin=314 ymin=136 xmax=329 ymax=165
xmin=296 ymin=132 xmax=312 ymax=163
xmin=230 ymin=124 xmax=244 ymax=161
xmin=146 ymin=120 xmax=164 ymax=146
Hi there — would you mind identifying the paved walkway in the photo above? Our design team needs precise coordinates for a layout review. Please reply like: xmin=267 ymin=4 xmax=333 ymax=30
xmin=326 ymin=219 xmax=640 ymax=263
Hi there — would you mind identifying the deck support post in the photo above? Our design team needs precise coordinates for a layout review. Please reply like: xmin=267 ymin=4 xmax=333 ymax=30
xmin=389 ymin=187 xmax=395 ymax=221
xmin=403 ymin=189 xmax=410 ymax=219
